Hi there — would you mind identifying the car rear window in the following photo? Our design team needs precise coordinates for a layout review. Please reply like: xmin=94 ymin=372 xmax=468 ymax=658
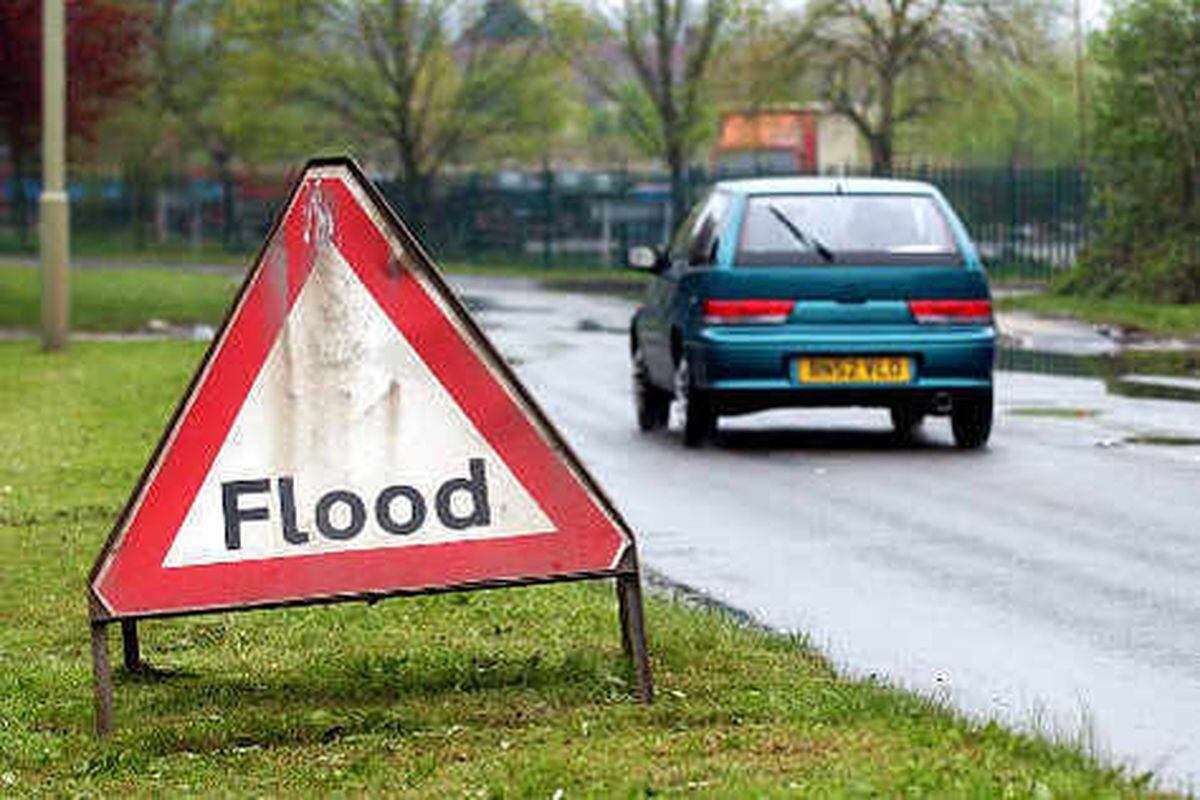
xmin=737 ymin=194 xmax=961 ymax=266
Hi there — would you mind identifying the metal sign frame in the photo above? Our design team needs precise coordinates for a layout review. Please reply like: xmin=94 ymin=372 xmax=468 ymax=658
xmin=86 ymin=156 xmax=652 ymax=735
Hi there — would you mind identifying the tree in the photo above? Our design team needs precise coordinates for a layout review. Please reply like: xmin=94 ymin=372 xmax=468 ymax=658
xmin=1070 ymin=0 xmax=1200 ymax=301
xmin=283 ymin=0 xmax=562 ymax=233
xmin=0 ymin=0 xmax=147 ymax=243
xmin=902 ymin=29 xmax=1078 ymax=166
xmin=554 ymin=0 xmax=732 ymax=224
xmin=709 ymin=0 xmax=809 ymax=113
xmin=791 ymin=0 xmax=1045 ymax=173
xmin=145 ymin=0 xmax=327 ymax=249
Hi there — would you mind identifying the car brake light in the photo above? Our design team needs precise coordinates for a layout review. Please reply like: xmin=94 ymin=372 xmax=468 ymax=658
xmin=702 ymin=299 xmax=795 ymax=325
xmin=908 ymin=299 xmax=992 ymax=325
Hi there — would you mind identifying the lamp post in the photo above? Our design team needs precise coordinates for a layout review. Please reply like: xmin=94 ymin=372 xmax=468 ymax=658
xmin=40 ymin=0 xmax=69 ymax=351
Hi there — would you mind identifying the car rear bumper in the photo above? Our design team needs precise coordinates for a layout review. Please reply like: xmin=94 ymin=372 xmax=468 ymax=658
xmin=688 ymin=325 xmax=994 ymax=413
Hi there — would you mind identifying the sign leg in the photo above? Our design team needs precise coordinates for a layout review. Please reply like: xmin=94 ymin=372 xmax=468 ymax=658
xmin=616 ymin=578 xmax=632 ymax=658
xmin=616 ymin=573 xmax=653 ymax=704
xmin=90 ymin=621 xmax=114 ymax=736
xmin=120 ymin=620 xmax=141 ymax=672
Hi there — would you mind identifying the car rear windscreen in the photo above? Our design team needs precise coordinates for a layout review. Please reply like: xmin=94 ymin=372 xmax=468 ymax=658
xmin=737 ymin=194 xmax=961 ymax=266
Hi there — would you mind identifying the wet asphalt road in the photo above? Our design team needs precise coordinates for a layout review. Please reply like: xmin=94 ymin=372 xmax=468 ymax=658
xmin=452 ymin=276 xmax=1200 ymax=790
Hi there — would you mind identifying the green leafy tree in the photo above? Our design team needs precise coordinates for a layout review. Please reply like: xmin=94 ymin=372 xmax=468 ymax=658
xmin=709 ymin=0 xmax=809 ymax=112
xmin=902 ymin=39 xmax=1079 ymax=166
xmin=146 ymin=0 xmax=328 ymax=248
xmin=281 ymin=0 xmax=564 ymax=232
xmin=1074 ymin=0 xmax=1200 ymax=300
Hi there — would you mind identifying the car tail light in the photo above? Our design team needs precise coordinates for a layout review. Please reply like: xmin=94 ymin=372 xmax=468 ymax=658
xmin=702 ymin=299 xmax=795 ymax=325
xmin=908 ymin=299 xmax=992 ymax=325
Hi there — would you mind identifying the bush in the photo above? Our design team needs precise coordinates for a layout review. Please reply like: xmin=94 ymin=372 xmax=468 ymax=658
xmin=1078 ymin=0 xmax=1200 ymax=301
xmin=1069 ymin=233 xmax=1200 ymax=302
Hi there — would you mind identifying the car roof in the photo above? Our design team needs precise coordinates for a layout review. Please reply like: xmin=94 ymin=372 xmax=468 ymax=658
xmin=713 ymin=176 xmax=938 ymax=196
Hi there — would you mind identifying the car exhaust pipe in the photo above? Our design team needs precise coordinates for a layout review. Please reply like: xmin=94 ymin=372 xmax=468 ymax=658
xmin=933 ymin=393 xmax=953 ymax=414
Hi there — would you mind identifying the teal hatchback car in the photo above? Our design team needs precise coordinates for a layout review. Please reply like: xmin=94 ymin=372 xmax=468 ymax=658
xmin=628 ymin=177 xmax=995 ymax=448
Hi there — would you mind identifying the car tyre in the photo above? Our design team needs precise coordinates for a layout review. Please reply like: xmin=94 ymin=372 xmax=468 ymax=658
xmin=889 ymin=404 xmax=926 ymax=441
xmin=632 ymin=344 xmax=670 ymax=432
xmin=675 ymin=355 xmax=716 ymax=447
xmin=683 ymin=391 xmax=716 ymax=448
xmin=951 ymin=390 xmax=993 ymax=449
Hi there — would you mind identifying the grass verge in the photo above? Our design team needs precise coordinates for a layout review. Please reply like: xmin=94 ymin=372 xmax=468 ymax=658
xmin=0 ymin=263 xmax=644 ymax=333
xmin=0 ymin=341 xmax=1165 ymax=795
xmin=998 ymin=294 xmax=1200 ymax=339
xmin=0 ymin=266 xmax=241 ymax=332
xmin=1009 ymin=407 xmax=1100 ymax=419
xmin=0 ymin=233 xmax=252 ymax=267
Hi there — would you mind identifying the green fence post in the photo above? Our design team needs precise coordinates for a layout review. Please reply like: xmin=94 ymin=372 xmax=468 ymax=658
xmin=1080 ymin=166 xmax=1090 ymax=258
xmin=1007 ymin=163 xmax=1019 ymax=274
xmin=617 ymin=164 xmax=630 ymax=268
xmin=542 ymin=161 xmax=553 ymax=270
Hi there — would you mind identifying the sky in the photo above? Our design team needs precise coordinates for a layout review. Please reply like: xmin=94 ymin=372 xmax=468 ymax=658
xmin=771 ymin=0 xmax=1112 ymax=31
xmin=1081 ymin=0 xmax=1109 ymax=29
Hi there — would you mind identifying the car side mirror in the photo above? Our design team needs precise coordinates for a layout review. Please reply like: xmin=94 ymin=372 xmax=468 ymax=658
xmin=627 ymin=246 xmax=665 ymax=272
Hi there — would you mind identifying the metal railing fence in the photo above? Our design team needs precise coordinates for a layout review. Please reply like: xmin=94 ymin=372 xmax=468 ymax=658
xmin=1 ymin=163 xmax=1089 ymax=281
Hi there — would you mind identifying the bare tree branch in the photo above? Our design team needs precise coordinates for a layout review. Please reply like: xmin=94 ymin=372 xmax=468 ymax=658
xmin=557 ymin=0 xmax=731 ymax=221
xmin=793 ymin=0 xmax=1031 ymax=171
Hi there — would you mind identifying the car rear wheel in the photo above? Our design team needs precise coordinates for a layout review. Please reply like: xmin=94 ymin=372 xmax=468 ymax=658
xmin=951 ymin=390 xmax=993 ymax=449
xmin=632 ymin=344 xmax=670 ymax=432
xmin=674 ymin=356 xmax=716 ymax=447
xmin=889 ymin=404 xmax=926 ymax=440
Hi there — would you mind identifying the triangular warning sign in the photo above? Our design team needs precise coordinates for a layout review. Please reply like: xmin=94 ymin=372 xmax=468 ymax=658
xmin=89 ymin=158 xmax=633 ymax=619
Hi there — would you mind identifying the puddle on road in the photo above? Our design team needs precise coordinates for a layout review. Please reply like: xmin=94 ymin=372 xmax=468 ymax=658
xmin=459 ymin=294 xmax=498 ymax=314
xmin=1123 ymin=435 xmax=1200 ymax=446
xmin=999 ymin=347 xmax=1200 ymax=402
xmin=459 ymin=294 xmax=553 ymax=316
xmin=575 ymin=318 xmax=626 ymax=335
xmin=1000 ymin=347 xmax=1200 ymax=379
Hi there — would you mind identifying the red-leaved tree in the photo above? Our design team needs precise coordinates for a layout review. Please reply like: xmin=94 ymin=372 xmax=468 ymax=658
xmin=0 ymin=0 xmax=148 ymax=241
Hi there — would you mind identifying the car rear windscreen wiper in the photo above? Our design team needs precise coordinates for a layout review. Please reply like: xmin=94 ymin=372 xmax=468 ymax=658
xmin=767 ymin=204 xmax=835 ymax=263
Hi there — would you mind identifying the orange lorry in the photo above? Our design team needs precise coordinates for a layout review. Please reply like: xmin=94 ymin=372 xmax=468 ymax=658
xmin=711 ymin=109 xmax=820 ymax=176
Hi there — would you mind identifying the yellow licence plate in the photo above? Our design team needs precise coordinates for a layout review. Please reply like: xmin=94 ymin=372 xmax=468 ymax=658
xmin=797 ymin=356 xmax=912 ymax=384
